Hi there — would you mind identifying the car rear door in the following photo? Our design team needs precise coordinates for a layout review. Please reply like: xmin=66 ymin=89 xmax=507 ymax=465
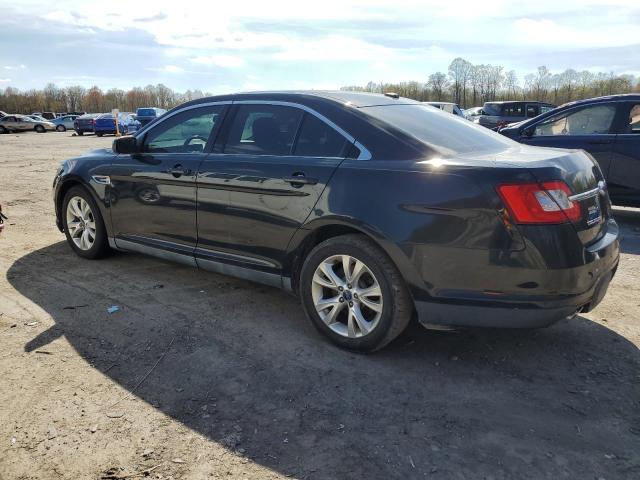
xmin=109 ymin=104 xmax=227 ymax=261
xmin=609 ymin=101 xmax=640 ymax=205
xmin=520 ymin=102 xmax=619 ymax=177
xmin=195 ymin=102 xmax=353 ymax=281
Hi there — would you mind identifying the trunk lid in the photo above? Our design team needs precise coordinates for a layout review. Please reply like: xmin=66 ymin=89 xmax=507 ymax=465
xmin=499 ymin=145 xmax=610 ymax=245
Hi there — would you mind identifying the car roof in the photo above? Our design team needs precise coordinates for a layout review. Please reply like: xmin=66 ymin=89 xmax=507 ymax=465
xmin=558 ymin=93 xmax=640 ymax=109
xmin=484 ymin=100 xmax=554 ymax=105
xmin=177 ymin=90 xmax=421 ymax=110
xmin=426 ymin=101 xmax=454 ymax=106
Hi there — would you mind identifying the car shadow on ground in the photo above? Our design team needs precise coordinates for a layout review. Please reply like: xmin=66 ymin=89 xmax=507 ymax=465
xmin=613 ymin=207 xmax=640 ymax=255
xmin=7 ymin=242 xmax=640 ymax=479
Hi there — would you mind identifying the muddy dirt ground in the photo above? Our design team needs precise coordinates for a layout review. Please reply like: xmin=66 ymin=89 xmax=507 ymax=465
xmin=1 ymin=132 xmax=639 ymax=479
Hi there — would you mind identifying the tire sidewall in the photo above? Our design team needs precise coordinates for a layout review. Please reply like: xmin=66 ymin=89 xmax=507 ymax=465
xmin=35 ymin=125 xmax=45 ymax=133
xmin=56 ymin=125 xmax=65 ymax=132
xmin=300 ymin=239 xmax=398 ymax=351
xmin=62 ymin=186 xmax=108 ymax=259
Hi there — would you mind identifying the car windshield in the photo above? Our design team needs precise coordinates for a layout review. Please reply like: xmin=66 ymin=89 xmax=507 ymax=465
xmin=137 ymin=108 xmax=157 ymax=116
xmin=482 ymin=103 xmax=502 ymax=116
xmin=360 ymin=104 xmax=514 ymax=156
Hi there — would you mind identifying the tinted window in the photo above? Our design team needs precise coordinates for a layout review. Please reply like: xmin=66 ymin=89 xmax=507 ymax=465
xmin=360 ymin=104 xmax=514 ymax=155
xmin=224 ymin=105 xmax=303 ymax=156
xmin=628 ymin=104 xmax=640 ymax=134
xmin=534 ymin=104 xmax=616 ymax=136
xmin=137 ymin=108 xmax=157 ymax=116
xmin=293 ymin=114 xmax=349 ymax=157
xmin=143 ymin=106 xmax=224 ymax=154
xmin=502 ymin=103 xmax=525 ymax=117
xmin=482 ymin=103 xmax=501 ymax=116
xmin=526 ymin=104 xmax=540 ymax=118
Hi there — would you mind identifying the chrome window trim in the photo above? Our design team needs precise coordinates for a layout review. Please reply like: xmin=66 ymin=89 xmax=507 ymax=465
xmin=137 ymin=99 xmax=372 ymax=161
xmin=232 ymin=100 xmax=372 ymax=160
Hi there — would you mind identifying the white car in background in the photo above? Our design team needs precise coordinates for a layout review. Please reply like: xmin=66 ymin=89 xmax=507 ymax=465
xmin=425 ymin=101 xmax=466 ymax=118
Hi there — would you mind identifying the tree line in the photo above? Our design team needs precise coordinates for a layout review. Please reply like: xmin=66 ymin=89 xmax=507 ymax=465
xmin=1 ymin=57 xmax=639 ymax=114
xmin=0 ymin=83 xmax=210 ymax=115
xmin=341 ymin=58 xmax=640 ymax=108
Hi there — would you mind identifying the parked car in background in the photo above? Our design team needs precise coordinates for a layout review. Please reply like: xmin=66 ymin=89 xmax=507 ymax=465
xmin=0 ymin=111 xmax=7 ymax=118
xmin=52 ymin=114 xmax=80 ymax=132
xmin=473 ymin=101 xmax=555 ymax=129
xmin=30 ymin=111 xmax=56 ymax=120
xmin=499 ymin=94 xmax=640 ymax=208
xmin=425 ymin=101 xmax=466 ymax=117
xmin=463 ymin=106 xmax=483 ymax=120
xmin=28 ymin=115 xmax=49 ymax=122
xmin=0 ymin=114 xmax=55 ymax=133
xmin=53 ymin=91 xmax=618 ymax=352
xmin=74 ymin=114 xmax=101 ymax=135
xmin=135 ymin=107 xmax=166 ymax=127
xmin=94 ymin=112 xmax=140 ymax=136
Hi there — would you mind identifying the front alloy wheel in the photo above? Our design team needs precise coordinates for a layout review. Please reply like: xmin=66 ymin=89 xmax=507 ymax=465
xmin=312 ymin=254 xmax=383 ymax=338
xmin=66 ymin=196 xmax=96 ymax=251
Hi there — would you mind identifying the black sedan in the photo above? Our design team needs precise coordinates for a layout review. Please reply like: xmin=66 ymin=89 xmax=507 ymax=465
xmin=499 ymin=94 xmax=640 ymax=208
xmin=53 ymin=91 xmax=619 ymax=351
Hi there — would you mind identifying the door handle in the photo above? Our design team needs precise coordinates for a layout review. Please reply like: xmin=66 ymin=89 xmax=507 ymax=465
xmin=165 ymin=164 xmax=191 ymax=178
xmin=282 ymin=173 xmax=318 ymax=186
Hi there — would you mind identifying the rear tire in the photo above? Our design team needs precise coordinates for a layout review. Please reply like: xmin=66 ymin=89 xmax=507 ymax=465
xmin=62 ymin=186 xmax=110 ymax=259
xmin=299 ymin=234 xmax=413 ymax=352
xmin=0 ymin=126 xmax=7 ymax=134
xmin=96 ymin=132 xmax=103 ymax=137
xmin=35 ymin=125 xmax=45 ymax=133
xmin=77 ymin=130 xmax=84 ymax=136
xmin=56 ymin=125 xmax=66 ymax=132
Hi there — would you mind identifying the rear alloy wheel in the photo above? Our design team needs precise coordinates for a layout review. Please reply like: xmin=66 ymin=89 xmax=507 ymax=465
xmin=62 ymin=186 xmax=110 ymax=259
xmin=300 ymin=234 xmax=412 ymax=352
xmin=56 ymin=125 xmax=66 ymax=132
xmin=35 ymin=125 xmax=45 ymax=133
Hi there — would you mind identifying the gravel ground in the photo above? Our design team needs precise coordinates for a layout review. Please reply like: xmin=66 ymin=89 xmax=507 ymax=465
xmin=1 ymin=131 xmax=639 ymax=480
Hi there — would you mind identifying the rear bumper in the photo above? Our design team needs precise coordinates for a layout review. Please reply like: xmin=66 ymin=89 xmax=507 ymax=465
xmin=413 ymin=220 xmax=620 ymax=329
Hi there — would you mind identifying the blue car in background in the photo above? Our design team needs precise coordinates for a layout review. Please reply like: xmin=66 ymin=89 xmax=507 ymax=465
xmin=135 ymin=107 xmax=166 ymax=127
xmin=500 ymin=94 xmax=640 ymax=208
xmin=94 ymin=112 xmax=141 ymax=136
xmin=51 ymin=114 xmax=80 ymax=132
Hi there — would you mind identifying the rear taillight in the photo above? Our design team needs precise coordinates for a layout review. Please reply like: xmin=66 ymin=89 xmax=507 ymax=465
xmin=90 ymin=119 xmax=95 ymax=124
xmin=496 ymin=181 xmax=581 ymax=224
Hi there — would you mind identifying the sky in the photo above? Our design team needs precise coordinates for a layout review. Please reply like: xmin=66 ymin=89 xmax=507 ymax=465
xmin=1 ymin=0 xmax=639 ymax=93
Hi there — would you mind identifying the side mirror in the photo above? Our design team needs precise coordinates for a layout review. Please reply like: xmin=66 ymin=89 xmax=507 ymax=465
xmin=113 ymin=135 xmax=139 ymax=154
xmin=522 ymin=125 xmax=535 ymax=137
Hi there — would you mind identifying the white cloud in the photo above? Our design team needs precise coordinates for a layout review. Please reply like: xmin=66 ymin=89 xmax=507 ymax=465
xmin=4 ymin=64 xmax=26 ymax=70
xmin=160 ymin=64 xmax=184 ymax=73
xmin=190 ymin=55 xmax=245 ymax=68
xmin=0 ymin=78 xmax=12 ymax=83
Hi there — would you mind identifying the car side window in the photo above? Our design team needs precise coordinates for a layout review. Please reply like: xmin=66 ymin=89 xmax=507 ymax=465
xmin=293 ymin=113 xmax=349 ymax=158
xmin=628 ymin=104 xmax=640 ymax=134
xmin=224 ymin=105 xmax=303 ymax=156
xmin=534 ymin=104 xmax=616 ymax=136
xmin=503 ymin=103 xmax=525 ymax=117
xmin=526 ymin=104 xmax=540 ymax=118
xmin=143 ymin=106 xmax=224 ymax=154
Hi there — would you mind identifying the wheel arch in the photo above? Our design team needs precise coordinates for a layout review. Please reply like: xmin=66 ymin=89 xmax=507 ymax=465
xmin=55 ymin=177 xmax=110 ymax=235
xmin=284 ymin=217 xmax=423 ymax=300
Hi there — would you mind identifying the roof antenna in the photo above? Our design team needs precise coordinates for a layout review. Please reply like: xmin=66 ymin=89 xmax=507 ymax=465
xmin=384 ymin=92 xmax=399 ymax=99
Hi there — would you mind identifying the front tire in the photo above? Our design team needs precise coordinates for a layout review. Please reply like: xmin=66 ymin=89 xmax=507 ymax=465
xmin=299 ymin=234 xmax=413 ymax=352
xmin=35 ymin=125 xmax=45 ymax=133
xmin=0 ymin=126 xmax=7 ymax=134
xmin=62 ymin=186 xmax=110 ymax=259
xmin=56 ymin=125 xmax=66 ymax=132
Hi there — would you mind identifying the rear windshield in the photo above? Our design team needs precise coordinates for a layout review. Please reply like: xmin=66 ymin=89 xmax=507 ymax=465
xmin=137 ymin=108 xmax=157 ymax=116
xmin=482 ymin=103 xmax=503 ymax=116
xmin=360 ymin=104 xmax=513 ymax=156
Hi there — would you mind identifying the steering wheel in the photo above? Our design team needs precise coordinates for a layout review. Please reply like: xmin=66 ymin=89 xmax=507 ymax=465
xmin=183 ymin=134 xmax=208 ymax=147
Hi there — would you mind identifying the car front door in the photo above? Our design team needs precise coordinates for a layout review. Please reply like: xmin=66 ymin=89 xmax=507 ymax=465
xmin=609 ymin=102 xmax=640 ymax=206
xmin=195 ymin=102 xmax=354 ymax=283
xmin=520 ymin=102 xmax=619 ymax=177
xmin=108 ymin=104 xmax=227 ymax=262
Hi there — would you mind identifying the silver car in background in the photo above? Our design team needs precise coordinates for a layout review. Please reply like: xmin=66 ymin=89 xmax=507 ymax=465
xmin=51 ymin=114 xmax=80 ymax=132
xmin=0 ymin=114 xmax=56 ymax=133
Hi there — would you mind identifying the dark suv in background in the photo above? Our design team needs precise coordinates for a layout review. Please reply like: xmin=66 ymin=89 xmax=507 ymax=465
xmin=135 ymin=107 xmax=167 ymax=127
xmin=500 ymin=94 xmax=640 ymax=207
xmin=473 ymin=101 xmax=555 ymax=129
